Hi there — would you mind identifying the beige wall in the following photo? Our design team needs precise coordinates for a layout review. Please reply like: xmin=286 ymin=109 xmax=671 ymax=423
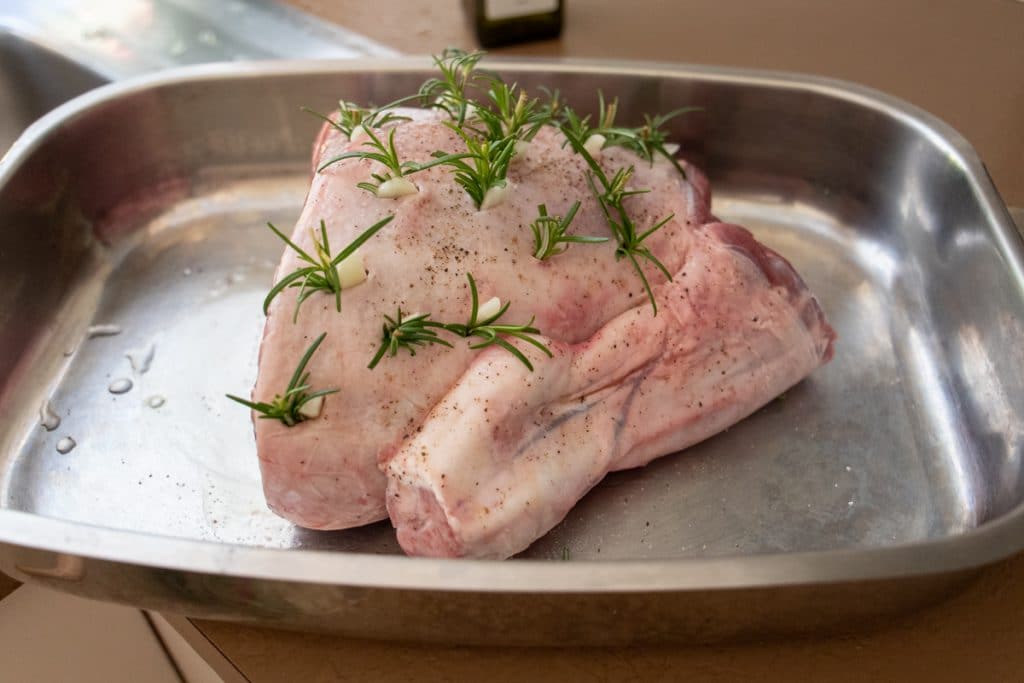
xmin=291 ymin=0 xmax=1024 ymax=207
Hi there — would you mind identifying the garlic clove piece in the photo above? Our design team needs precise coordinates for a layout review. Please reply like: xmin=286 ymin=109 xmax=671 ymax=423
xmin=376 ymin=177 xmax=418 ymax=199
xmin=480 ymin=183 xmax=510 ymax=210
xmin=348 ymin=124 xmax=368 ymax=143
xmin=298 ymin=395 xmax=325 ymax=419
xmin=476 ymin=296 xmax=502 ymax=322
xmin=336 ymin=251 xmax=366 ymax=289
xmin=583 ymin=133 xmax=606 ymax=157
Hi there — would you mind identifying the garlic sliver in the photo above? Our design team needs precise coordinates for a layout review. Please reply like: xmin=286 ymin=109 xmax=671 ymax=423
xmin=376 ymin=177 xmax=417 ymax=198
xmin=336 ymin=251 xmax=366 ymax=289
xmin=664 ymin=142 xmax=680 ymax=155
xmin=583 ymin=133 xmax=606 ymax=156
xmin=298 ymin=395 xmax=325 ymax=419
xmin=476 ymin=296 xmax=502 ymax=322
xmin=480 ymin=183 xmax=509 ymax=210
xmin=348 ymin=124 xmax=367 ymax=142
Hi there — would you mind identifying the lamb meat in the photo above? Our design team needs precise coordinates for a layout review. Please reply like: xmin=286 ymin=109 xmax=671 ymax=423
xmin=250 ymin=103 xmax=834 ymax=556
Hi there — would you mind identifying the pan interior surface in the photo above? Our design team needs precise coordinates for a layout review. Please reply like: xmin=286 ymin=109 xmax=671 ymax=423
xmin=0 ymin=63 xmax=1021 ymax=567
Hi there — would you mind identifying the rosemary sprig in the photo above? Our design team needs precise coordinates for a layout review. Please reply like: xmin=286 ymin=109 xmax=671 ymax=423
xmin=419 ymin=48 xmax=487 ymax=125
xmin=317 ymin=124 xmax=468 ymax=197
xmin=535 ymin=86 xmax=567 ymax=128
xmin=315 ymin=126 xmax=415 ymax=190
xmin=263 ymin=214 xmax=395 ymax=321
xmin=560 ymin=91 xmax=619 ymax=148
xmin=226 ymin=332 xmax=337 ymax=427
xmin=432 ymin=123 xmax=517 ymax=209
xmin=474 ymin=79 xmax=546 ymax=143
xmin=561 ymin=93 xmax=696 ymax=179
xmin=367 ymin=309 xmax=452 ymax=369
xmin=529 ymin=201 xmax=608 ymax=260
xmin=369 ymin=273 xmax=553 ymax=371
xmin=603 ymin=108 xmax=699 ymax=178
xmin=302 ymin=94 xmax=417 ymax=140
xmin=444 ymin=273 xmax=553 ymax=371
xmin=562 ymin=125 xmax=675 ymax=314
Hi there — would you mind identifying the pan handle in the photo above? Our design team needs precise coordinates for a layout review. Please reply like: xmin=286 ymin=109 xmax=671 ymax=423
xmin=1010 ymin=207 xmax=1024 ymax=239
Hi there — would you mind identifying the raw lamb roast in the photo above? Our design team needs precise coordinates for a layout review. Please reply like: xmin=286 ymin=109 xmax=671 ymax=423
xmin=247 ymin=64 xmax=835 ymax=559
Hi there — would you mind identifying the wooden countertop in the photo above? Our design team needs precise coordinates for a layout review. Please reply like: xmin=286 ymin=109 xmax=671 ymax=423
xmin=0 ymin=573 xmax=18 ymax=602
xmin=174 ymin=1 xmax=1024 ymax=680
xmin=178 ymin=552 xmax=1024 ymax=682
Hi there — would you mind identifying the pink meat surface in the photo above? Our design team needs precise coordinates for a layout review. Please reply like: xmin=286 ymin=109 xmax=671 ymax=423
xmin=253 ymin=110 xmax=834 ymax=556
xmin=385 ymin=221 xmax=835 ymax=558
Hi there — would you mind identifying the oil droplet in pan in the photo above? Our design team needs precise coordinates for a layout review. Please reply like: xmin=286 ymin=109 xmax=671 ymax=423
xmin=108 ymin=378 xmax=133 ymax=394
xmin=146 ymin=395 xmax=166 ymax=409
xmin=39 ymin=400 xmax=61 ymax=431
xmin=126 ymin=343 xmax=156 ymax=374
xmin=56 ymin=437 xmax=76 ymax=454
xmin=87 ymin=324 xmax=122 ymax=339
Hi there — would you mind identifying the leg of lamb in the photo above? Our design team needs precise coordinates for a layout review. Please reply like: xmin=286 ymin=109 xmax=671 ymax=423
xmin=250 ymin=91 xmax=835 ymax=557
xmin=385 ymin=220 xmax=834 ymax=558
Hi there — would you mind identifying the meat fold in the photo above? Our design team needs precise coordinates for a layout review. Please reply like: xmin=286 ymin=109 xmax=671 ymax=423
xmin=385 ymin=221 xmax=835 ymax=558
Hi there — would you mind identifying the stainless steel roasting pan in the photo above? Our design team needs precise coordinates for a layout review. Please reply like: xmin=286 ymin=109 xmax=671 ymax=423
xmin=1 ymin=58 xmax=1022 ymax=645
